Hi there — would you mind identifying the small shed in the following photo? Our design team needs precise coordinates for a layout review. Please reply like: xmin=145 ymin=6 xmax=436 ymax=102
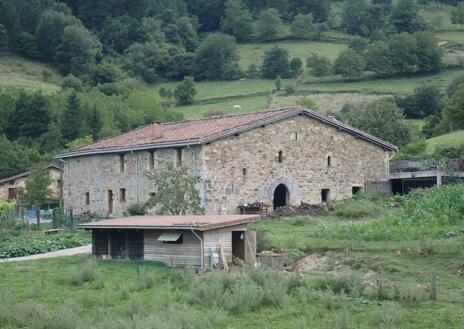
xmin=79 ymin=215 xmax=259 ymax=268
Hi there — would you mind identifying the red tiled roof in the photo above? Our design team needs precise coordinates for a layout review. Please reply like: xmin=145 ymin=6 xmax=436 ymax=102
xmin=58 ymin=107 xmax=397 ymax=158
xmin=78 ymin=215 xmax=259 ymax=231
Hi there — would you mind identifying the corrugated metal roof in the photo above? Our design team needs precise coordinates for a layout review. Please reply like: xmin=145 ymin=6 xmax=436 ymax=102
xmin=78 ymin=215 xmax=259 ymax=231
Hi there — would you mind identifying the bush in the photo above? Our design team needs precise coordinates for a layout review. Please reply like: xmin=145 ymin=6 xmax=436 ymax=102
xmin=311 ymin=273 xmax=363 ymax=297
xmin=401 ymin=185 xmax=464 ymax=226
xmin=70 ymin=260 xmax=101 ymax=286
xmin=397 ymin=282 xmax=422 ymax=306
xmin=256 ymin=230 xmax=273 ymax=252
xmin=333 ymin=197 xmax=384 ymax=219
xmin=127 ymin=203 xmax=147 ymax=216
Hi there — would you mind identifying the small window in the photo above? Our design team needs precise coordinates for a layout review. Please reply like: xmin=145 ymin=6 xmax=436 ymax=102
xmin=85 ymin=192 xmax=90 ymax=205
xmin=120 ymin=188 xmax=126 ymax=203
xmin=149 ymin=192 xmax=156 ymax=198
xmin=164 ymin=235 xmax=183 ymax=244
xmin=176 ymin=148 xmax=182 ymax=167
xmin=119 ymin=154 xmax=125 ymax=172
xmin=321 ymin=189 xmax=330 ymax=203
xmin=8 ymin=188 xmax=17 ymax=200
xmin=57 ymin=179 xmax=61 ymax=187
xmin=242 ymin=168 xmax=247 ymax=176
xmin=108 ymin=190 xmax=114 ymax=214
xmin=352 ymin=186 xmax=362 ymax=195
xmin=327 ymin=156 xmax=331 ymax=167
xmin=278 ymin=151 xmax=283 ymax=163
xmin=148 ymin=150 xmax=155 ymax=169
xmin=8 ymin=180 xmax=15 ymax=185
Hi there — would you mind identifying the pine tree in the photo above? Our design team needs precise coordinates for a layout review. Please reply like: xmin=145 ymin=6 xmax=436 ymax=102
xmin=61 ymin=91 xmax=87 ymax=141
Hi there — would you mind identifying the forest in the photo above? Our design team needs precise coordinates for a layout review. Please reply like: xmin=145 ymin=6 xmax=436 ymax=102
xmin=1 ymin=0 xmax=464 ymax=177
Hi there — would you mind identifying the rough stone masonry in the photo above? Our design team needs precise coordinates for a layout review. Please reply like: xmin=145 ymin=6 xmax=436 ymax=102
xmin=58 ymin=108 xmax=396 ymax=217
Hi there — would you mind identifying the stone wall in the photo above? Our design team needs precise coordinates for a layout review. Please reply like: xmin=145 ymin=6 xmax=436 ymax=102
xmin=202 ymin=114 xmax=390 ymax=214
xmin=0 ymin=168 xmax=62 ymax=202
xmin=64 ymin=114 xmax=390 ymax=217
xmin=63 ymin=146 xmax=202 ymax=217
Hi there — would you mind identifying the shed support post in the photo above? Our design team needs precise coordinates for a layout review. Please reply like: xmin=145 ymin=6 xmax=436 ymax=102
xmin=437 ymin=173 xmax=442 ymax=187
xmin=107 ymin=231 xmax=112 ymax=259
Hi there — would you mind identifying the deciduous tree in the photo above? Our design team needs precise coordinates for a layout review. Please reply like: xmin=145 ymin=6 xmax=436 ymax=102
xmin=174 ymin=76 xmax=196 ymax=105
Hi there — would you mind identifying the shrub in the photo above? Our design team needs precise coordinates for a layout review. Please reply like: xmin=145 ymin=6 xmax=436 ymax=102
xmin=125 ymin=294 xmax=143 ymax=318
xmin=222 ymin=278 xmax=264 ymax=314
xmin=401 ymin=185 xmax=464 ymax=226
xmin=397 ymin=282 xmax=422 ymax=306
xmin=70 ymin=260 xmax=101 ymax=286
xmin=333 ymin=197 xmax=384 ymax=219
xmin=127 ymin=203 xmax=147 ymax=216
xmin=316 ymin=289 xmax=347 ymax=310
xmin=256 ymin=230 xmax=273 ymax=252
xmin=311 ymin=273 xmax=363 ymax=297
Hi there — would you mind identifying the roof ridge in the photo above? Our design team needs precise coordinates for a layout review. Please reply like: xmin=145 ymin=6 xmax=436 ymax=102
xmin=157 ymin=106 xmax=301 ymax=126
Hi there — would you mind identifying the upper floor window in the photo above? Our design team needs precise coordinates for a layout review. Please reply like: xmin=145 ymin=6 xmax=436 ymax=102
xmin=119 ymin=154 xmax=125 ymax=173
xmin=120 ymin=188 xmax=126 ymax=203
xmin=278 ymin=151 xmax=283 ymax=163
xmin=176 ymin=148 xmax=182 ymax=167
xmin=327 ymin=156 xmax=331 ymax=167
xmin=148 ymin=150 xmax=155 ymax=169
xmin=85 ymin=192 xmax=90 ymax=205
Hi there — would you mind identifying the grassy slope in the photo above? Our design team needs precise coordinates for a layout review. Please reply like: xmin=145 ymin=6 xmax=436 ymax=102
xmin=0 ymin=52 xmax=62 ymax=92
xmin=238 ymin=40 xmax=348 ymax=70
xmin=1 ymin=199 xmax=463 ymax=328
xmin=426 ymin=130 xmax=464 ymax=153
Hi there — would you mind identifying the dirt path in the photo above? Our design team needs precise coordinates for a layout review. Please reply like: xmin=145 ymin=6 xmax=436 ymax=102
xmin=0 ymin=244 xmax=92 ymax=263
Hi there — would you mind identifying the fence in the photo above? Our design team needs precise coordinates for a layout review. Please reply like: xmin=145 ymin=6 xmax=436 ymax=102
xmin=364 ymin=181 xmax=392 ymax=196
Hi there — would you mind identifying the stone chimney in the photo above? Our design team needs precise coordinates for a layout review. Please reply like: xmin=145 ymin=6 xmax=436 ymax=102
xmin=152 ymin=122 xmax=163 ymax=139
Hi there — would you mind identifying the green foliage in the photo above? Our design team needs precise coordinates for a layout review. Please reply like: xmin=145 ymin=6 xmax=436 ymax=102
xmin=395 ymin=85 xmax=443 ymax=119
xmin=306 ymin=53 xmax=332 ymax=77
xmin=146 ymin=163 xmax=203 ymax=215
xmin=220 ymin=0 xmax=253 ymax=42
xmin=66 ymin=135 xmax=93 ymax=150
xmin=401 ymin=185 xmax=464 ymax=226
xmin=62 ymin=91 xmax=88 ymax=141
xmin=262 ymin=46 xmax=290 ymax=79
xmin=55 ymin=24 xmax=101 ymax=76
xmin=391 ymin=0 xmax=427 ymax=33
xmin=0 ymin=24 xmax=8 ymax=50
xmin=194 ymin=33 xmax=240 ymax=81
xmin=6 ymin=91 xmax=50 ymax=140
xmin=18 ymin=166 xmax=54 ymax=207
xmin=451 ymin=3 xmax=464 ymax=28
xmin=338 ymin=99 xmax=412 ymax=147
xmin=124 ymin=41 xmax=169 ymax=83
xmin=62 ymin=74 xmax=84 ymax=91
xmin=439 ymin=84 xmax=464 ymax=132
xmin=256 ymin=8 xmax=284 ymax=41
xmin=0 ymin=201 xmax=15 ymax=224
xmin=289 ymin=57 xmax=303 ymax=77
xmin=70 ymin=260 xmax=101 ymax=286
xmin=174 ymin=76 xmax=196 ymax=105
xmin=0 ymin=232 xmax=90 ymax=258
xmin=127 ymin=203 xmax=147 ymax=216
xmin=274 ymin=76 xmax=282 ymax=91
xmin=334 ymin=48 xmax=365 ymax=79
xmin=341 ymin=0 xmax=388 ymax=37
xmin=333 ymin=196 xmax=384 ymax=219
xmin=291 ymin=14 xmax=315 ymax=40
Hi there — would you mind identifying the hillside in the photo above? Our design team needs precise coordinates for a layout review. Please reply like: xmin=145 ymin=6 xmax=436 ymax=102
xmin=426 ymin=130 xmax=464 ymax=153
xmin=0 ymin=52 xmax=62 ymax=92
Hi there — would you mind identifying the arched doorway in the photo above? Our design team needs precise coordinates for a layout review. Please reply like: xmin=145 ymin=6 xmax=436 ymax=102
xmin=273 ymin=184 xmax=289 ymax=209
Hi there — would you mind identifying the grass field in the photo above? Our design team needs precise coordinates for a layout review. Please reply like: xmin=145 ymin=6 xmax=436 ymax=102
xmin=426 ymin=129 xmax=464 ymax=153
xmin=419 ymin=4 xmax=458 ymax=31
xmin=436 ymin=31 xmax=464 ymax=44
xmin=1 ymin=188 xmax=464 ymax=328
xmin=0 ymin=52 xmax=62 ymax=92
xmin=238 ymin=40 xmax=348 ymax=70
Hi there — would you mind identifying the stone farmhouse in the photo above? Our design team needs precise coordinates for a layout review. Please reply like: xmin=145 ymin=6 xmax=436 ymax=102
xmin=0 ymin=165 xmax=62 ymax=202
xmin=57 ymin=107 xmax=397 ymax=217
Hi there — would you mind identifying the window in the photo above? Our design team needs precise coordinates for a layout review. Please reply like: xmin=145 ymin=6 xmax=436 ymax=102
xmin=149 ymin=192 xmax=156 ymax=198
xmin=119 ymin=154 xmax=125 ymax=172
xmin=176 ymin=148 xmax=182 ymax=167
xmin=148 ymin=150 xmax=155 ymax=169
xmin=120 ymin=188 xmax=126 ymax=203
xmin=85 ymin=192 xmax=90 ymax=205
xmin=327 ymin=156 xmax=331 ymax=167
xmin=8 ymin=180 xmax=14 ymax=185
xmin=157 ymin=232 xmax=183 ymax=244
xmin=242 ymin=168 xmax=247 ymax=176
xmin=321 ymin=189 xmax=330 ymax=203
xmin=352 ymin=186 xmax=362 ymax=195
xmin=278 ymin=151 xmax=283 ymax=163
xmin=57 ymin=179 xmax=62 ymax=188
xmin=8 ymin=188 xmax=17 ymax=200
xmin=108 ymin=190 xmax=113 ymax=214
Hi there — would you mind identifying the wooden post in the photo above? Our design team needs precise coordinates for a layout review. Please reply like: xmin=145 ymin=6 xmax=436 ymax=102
xmin=431 ymin=273 xmax=437 ymax=300
xmin=107 ymin=231 xmax=112 ymax=259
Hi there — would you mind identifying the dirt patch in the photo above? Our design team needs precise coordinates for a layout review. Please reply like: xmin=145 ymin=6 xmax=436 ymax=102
xmin=267 ymin=203 xmax=327 ymax=218
xmin=294 ymin=254 xmax=328 ymax=273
